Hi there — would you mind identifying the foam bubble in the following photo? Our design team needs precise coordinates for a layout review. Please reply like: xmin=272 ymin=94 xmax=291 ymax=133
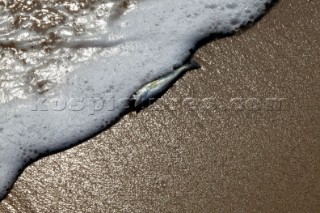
xmin=0 ymin=0 xmax=272 ymax=199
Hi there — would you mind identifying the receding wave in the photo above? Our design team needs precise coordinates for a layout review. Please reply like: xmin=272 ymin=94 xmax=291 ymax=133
xmin=0 ymin=0 xmax=272 ymax=200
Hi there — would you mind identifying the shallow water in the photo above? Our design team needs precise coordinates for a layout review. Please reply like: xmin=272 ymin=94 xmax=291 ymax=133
xmin=0 ymin=0 xmax=137 ymax=103
xmin=0 ymin=0 xmax=271 ymax=200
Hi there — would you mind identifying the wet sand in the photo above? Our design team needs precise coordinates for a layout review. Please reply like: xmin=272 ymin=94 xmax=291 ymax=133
xmin=1 ymin=0 xmax=320 ymax=212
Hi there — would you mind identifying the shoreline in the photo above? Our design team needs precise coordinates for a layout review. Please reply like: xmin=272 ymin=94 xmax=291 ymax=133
xmin=1 ymin=0 xmax=320 ymax=212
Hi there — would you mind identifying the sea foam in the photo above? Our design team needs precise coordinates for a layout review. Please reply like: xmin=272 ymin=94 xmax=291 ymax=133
xmin=0 ymin=0 xmax=272 ymax=200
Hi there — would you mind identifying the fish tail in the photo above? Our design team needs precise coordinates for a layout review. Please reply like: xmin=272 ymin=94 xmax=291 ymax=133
xmin=174 ymin=59 xmax=201 ymax=76
xmin=189 ymin=59 xmax=201 ymax=70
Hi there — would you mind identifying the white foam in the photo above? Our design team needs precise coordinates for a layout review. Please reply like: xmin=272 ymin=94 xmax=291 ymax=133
xmin=0 ymin=0 xmax=272 ymax=199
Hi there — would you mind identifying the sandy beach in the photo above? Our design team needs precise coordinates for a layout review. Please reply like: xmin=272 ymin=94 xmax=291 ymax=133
xmin=1 ymin=0 xmax=320 ymax=212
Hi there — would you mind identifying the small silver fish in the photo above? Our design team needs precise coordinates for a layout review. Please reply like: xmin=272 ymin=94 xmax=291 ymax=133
xmin=131 ymin=60 xmax=201 ymax=108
